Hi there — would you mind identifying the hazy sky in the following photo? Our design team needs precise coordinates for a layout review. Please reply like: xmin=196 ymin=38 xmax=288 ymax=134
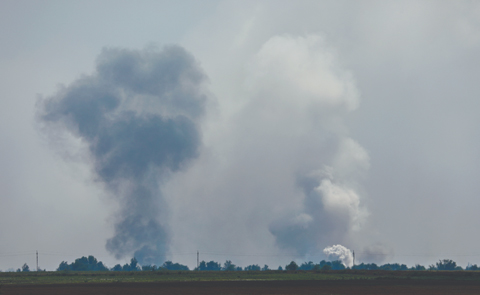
xmin=1 ymin=0 xmax=480 ymax=271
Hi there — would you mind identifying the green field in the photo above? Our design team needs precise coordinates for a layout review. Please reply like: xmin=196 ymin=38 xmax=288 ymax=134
xmin=2 ymin=270 xmax=480 ymax=285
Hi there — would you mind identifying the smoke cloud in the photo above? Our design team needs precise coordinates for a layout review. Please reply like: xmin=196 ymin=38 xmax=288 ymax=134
xmin=36 ymin=35 xmax=369 ymax=267
xmin=323 ymin=244 xmax=354 ymax=268
xmin=162 ymin=34 xmax=370 ymax=267
xmin=359 ymin=244 xmax=394 ymax=264
xmin=37 ymin=45 xmax=208 ymax=265
xmin=255 ymin=35 xmax=369 ymax=256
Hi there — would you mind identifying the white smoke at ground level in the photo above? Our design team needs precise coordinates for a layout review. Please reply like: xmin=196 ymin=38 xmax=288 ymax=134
xmin=323 ymin=244 xmax=354 ymax=268
xmin=249 ymin=34 xmax=370 ymax=257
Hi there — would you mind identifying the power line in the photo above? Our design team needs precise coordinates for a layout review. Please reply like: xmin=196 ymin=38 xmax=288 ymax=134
xmin=354 ymin=252 xmax=480 ymax=257
xmin=4 ymin=250 xmax=480 ymax=260
xmin=38 ymin=252 xmax=94 ymax=256
xmin=176 ymin=251 xmax=480 ymax=258
xmin=0 ymin=252 xmax=36 ymax=257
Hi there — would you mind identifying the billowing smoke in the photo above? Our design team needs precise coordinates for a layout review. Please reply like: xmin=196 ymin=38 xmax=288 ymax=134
xmin=37 ymin=45 xmax=208 ymax=265
xmin=323 ymin=244 xmax=354 ymax=268
xmin=359 ymin=244 xmax=394 ymax=264
xmin=162 ymin=34 xmax=370 ymax=267
xmin=255 ymin=35 xmax=369 ymax=256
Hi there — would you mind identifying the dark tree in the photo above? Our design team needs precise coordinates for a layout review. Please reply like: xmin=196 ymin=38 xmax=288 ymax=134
xmin=21 ymin=263 xmax=30 ymax=272
xmin=321 ymin=264 xmax=332 ymax=270
xmin=122 ymin=264 xmax=130 ymax=271
xmin=141 ymin=264 xmax=157 ymax=271
xmin=319 ymin=260 xmax=329 ymax=268
xmin=206 ymin=261 xmax=222 ymax=271
xmin=285 ymin=261 xmax=298 ymax=271
xmin=162 ymin=261 xmax=189 ymax=271
xmin=196 ymin=260 xmax=222 ymax=271
xmin=380 ymin=263 xmax=408 ymax=271
xmin=129 ymin=257 xmax=139 ymax=271
xmin=299 ymin=261 xmax=315 ymax=270
xmin=57 ymin=261 xmax=70 ymax=271
xmin=197 ymin=261 xmax=207 ymax=270
xmin=412 ymin=264 xmax=426 ymax=271
xmin=112 ymin=264 xmax=123 ymax=271
xmin=223 ymin=260 xmax=236 ymax=271
xmin=121 ymin=257 xmax=140 ymax=271
xmin=57 ymin=256 xmax=109 ymax=271
xmin=72 ymin=257 xmax=89 ymax=271
xmin=436 ymin=259 xmax=457 ymax=270
xmin=467 ymin=264 xmax=479 ymax=270
xmin=353 ymin=263 xmax=378 ymax=270
xmin=368 ymin=263 xmax=379 ymax=270
xmin=244 ymin=264 xmax=261 ymax=271
xmin=330 ymin=260 xmax=346 ymax=270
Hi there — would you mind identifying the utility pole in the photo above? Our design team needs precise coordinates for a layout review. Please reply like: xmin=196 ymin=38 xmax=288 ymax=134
xmin=197 ymin=251 xmax=199 ymax=269
xmin=352 ymin=250 xmax=355 ymax=268
xmin=36 ymin=250 xmax=38 ymax=272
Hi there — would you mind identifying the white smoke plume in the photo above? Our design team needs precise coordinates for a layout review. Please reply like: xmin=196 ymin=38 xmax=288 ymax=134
xmin=163 ymin=34 xmax=370 ymax=267
xmin=323 ymin=244 xmax=354 ymax=268
xmin=260 ymin=35 xmax=369 ymax=256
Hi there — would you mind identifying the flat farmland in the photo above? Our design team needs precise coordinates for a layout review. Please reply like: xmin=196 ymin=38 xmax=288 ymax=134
xmin=2 ymin=270 xmax=480 ymax=294
xmin=4 ymin=280 xmax=480 ymax=295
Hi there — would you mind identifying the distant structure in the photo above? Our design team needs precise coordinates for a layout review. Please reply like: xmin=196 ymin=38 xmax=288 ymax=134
xmin=353 ymin=250 xmax=355 ymax=267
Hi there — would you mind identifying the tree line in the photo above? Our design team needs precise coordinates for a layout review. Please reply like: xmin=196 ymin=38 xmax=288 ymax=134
xmin=11 ymin=257 xmax=480 ymax=272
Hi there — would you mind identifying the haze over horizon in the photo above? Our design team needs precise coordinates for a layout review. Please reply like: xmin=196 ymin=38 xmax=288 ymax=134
xmin=1 ymin=0 xmax=480 ymax=271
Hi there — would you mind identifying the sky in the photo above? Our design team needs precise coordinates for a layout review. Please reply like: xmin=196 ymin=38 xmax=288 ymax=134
xmin=1 ymin=0 xmax=480 ymax=271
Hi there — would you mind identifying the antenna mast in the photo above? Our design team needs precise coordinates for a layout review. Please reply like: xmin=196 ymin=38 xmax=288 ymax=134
xmin=353 ymin=250 xmax=355 ymax=268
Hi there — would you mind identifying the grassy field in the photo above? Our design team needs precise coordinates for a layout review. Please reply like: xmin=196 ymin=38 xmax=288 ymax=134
xmin=2 ymin=270 xmax=480 ymax=285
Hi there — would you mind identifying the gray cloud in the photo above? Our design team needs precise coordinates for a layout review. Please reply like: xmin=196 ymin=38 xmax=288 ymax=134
xmin=175 ymin=1 xmax=480 ymax=268
xmin=3 ymin=0 xmax=480 ymax=271
xmin=37 ymin=45 xmax=207 ymax=265
xmin=164 ymin=34 xmax=369 ymax=264
xmin=358 ymin=244 xmax=394 ymax=265
xmin=251 ymin=35 xmax=369 ymax=257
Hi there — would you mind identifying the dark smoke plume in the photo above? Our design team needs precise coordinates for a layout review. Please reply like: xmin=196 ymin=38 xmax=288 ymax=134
xmin=37 ymin=45 xmax=207 ymax=265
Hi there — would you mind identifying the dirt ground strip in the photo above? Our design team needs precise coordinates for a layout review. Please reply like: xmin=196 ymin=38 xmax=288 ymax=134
xmin=3 ymin=280 xmax=480 ymax=295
